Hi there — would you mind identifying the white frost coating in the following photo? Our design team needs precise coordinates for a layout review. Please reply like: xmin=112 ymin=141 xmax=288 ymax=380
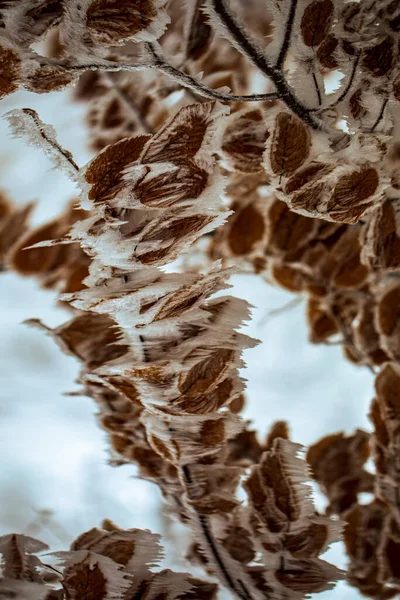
xmin=4 ymin=109 xmax=80 ymax=182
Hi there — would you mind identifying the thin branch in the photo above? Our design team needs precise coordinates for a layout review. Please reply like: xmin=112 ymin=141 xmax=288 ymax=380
xmin=313 ymin=54 xmax=360 ymax=113
xmin=369 ymin=96 xmax=389 ymax=132
xmin=155 ymin=60 xmax=278 ymax=102
xmin=206 ymin=0 xmax=323 ymax=129
xmin=276 ymin=0 xmax=299 ymax=69
xmin=182 ymin=465 xmax=255 ymax=600
xmin=61 ymin=60 xmax=279 ymax=103
xmin=312 ymin=72 xmax=322 ymax=106
xmin=22 ymin=108 xmax=80 ymax=172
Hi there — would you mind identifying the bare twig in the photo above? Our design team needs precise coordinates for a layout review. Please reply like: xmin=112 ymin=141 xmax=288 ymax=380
xmin=61 ymin=59 xmax=279 ymax=103
xmin=276 ymin=0 xmax=299 ymax=69
xmin=313 ymin=54 xmax=360 ymax=113
xmin=312 ymin=72 xmax=322 ymax=106
xmin=182 ymin=465 xmax=255 ymax=600
xmin=22 ymin=108 xmax=80 ymax=172
xmin=369 ymin=96 xmax=389 ymax=132
xmin=206 ymin=0 xmax=323 ymax=129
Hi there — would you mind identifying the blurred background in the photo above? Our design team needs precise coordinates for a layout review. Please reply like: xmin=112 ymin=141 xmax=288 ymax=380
xmin=0 ymin=88 xmax=374 ymax=598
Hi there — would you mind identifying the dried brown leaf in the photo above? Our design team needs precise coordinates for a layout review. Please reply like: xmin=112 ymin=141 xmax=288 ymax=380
xmin=268 ymin=113 xmax=311 ymax=177
xmin=300 ymin=0 xmax=334 ymax=47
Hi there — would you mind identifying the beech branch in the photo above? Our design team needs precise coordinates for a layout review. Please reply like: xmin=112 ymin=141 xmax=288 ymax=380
xmin=370 ymin=96 xmax=389 ymax=132
xmin=182 ymin=465 xmax=255 ymax=600
xmin=313 ymin=54 xmax=360 ymax=113
xmin=206 ymin=0 xmax=322 ymax=129
xmin=276 ymin=0 xmax=299 ymax=69
xmin=60 ymin=59 xmax=279 ymax=103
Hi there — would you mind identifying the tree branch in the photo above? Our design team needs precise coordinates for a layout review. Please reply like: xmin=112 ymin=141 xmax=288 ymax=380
xmin=313 ymin=53 xmax=360 ymax=113
xmin=182 ymin=465 xmax=255 ymax=600
xmin=276 ymin=0 xmax=299 ymax=69
xmin=206 ymin=0 xmax=323 ymax=129
xmin=61 ymin=59 xmax=279 ymax=104
xmin=312 ymin=72 xmax=322 ymax=106
xmin=369 ymin=96 xmax=389 ymax=132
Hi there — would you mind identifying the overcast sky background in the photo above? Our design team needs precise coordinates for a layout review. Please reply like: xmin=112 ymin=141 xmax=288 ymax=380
xmin=0 ymin=88 xmax=374 ymax=599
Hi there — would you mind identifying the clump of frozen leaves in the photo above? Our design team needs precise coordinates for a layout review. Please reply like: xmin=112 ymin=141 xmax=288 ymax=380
xmin=308 ymin=362 xmax=400 ymax=598
xmin=3 ymin=99 xmax=343 ymax=599
xmin=4 ymin=0 xmax=400 ymax=598
xmin=0 ymin=523 xmax=218 ymax=600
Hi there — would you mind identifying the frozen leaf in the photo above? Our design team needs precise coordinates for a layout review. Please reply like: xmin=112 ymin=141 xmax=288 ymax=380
xmin=227 ymin=203 xmax=265 ymax=255
xmin=300 ymin=0 xmax=334 ymax=47
xmin=221 ymin=109 xmax=269 ymax=174
xmin=82 ymin=0 xmax=169 ymax=46
xmin=84 ymin=135 xmax=151 ymax=204
xmin=0 ymin=42 xmax=21 ymax=99
xmin=267 ymin=113 xmax=311 ymax=177
xmin=185 ymin=0 xmax=213 ymax=61
xmin=316 ymin=34 xmax=339 ymax=69
xmin=362 ymin=37 xmax=395 ymax=77
xmin=140 ymin=102 xmax=227 ymax=167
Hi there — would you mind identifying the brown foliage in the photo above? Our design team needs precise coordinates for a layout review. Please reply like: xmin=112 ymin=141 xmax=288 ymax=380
xmin=4 ymin=0 xmax=400 ymax=598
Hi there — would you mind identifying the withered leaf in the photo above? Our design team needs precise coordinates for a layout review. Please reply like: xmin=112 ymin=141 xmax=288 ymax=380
xmin=135 ymin=163 xmax=209 ymax=209
xmin=266 ymin=421 xmax=289 ymax=449
xmin=362 ymin=37 xmax=395 ymax=77
xmin=85 ymin=0 xmax=167 ymax=46
xmin=349 ymin=89 xmax=367 ymax=121
xmin=285 ymin=163 xmax=333 ymax=195
xmin=269 ymin=113 xmax=311 ymax=177
xmin=22 ymin=0 xmax=63 ymax=41
xmin=10 ymin=219 xmax=63 ymax=276
xmin=222 ymin=110 xmax=269 ymax=174
xmin=316 ymin=34 xmax=339 ymax=69
xmin=223 ymin=526 xmax=255 ymax=564
xmin=0 ymin=43 xmax=21 ymax=99
xmin=285 ymin=522 xmax=328 ymax=557
xmin=173 ymin=377 xmax=234 ymax=414
xmin=63 ymin=558 xmax=107 ymax=600
xmin=363 ymin=200 xmax=400 ymax=270
xmin=228 ymin=203 xmax=265 ymax=255
xmin=136 ymin=213 xmax=215 ymax=265
xmin=53 ymin=312 xmax=128 ymax=369
xmin=140 ymin=102 xmax=219 ymax=165
xmin=276 ymin=558 xmax=339 ymax=593
xmin=329 ymin=167 xmax=379 ymax=210
xmin=267 ymin=197 xmax=316 ymax=252
xmin=85 ymin=135 xmax=151 ymax=203
xmin=185 ymin=0 xmax=213 ymax=61
xmin=200 ymin=418 xmax=226 ymax=446
xmin=271 ymin=262 xmax=306 ymax=292
xmin=179 ymin=349 xmax=235 ymax=396
xmin=394 ymin=75 xmax=400 ymax=101
xmin=377 ymin=286 xmax=400 ymax=337
xmin=0 ymin=533 xmax=48 ymax=582
xmin=0 ymin=201 xmax=34 ymax=270
xmin=245 ymin=440 xmax=312 ymax=532
xmin=375 ymin=362 xmax=400 ymax=417
xmin=300 ymin=0 xmax=334 ymax=47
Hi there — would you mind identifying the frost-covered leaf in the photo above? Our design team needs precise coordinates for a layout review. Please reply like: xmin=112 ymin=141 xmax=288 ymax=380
xmin=266 ymin=112 xmax=311 ymax=178
xmin=300 ymin=0 xmax=334 ymax=47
